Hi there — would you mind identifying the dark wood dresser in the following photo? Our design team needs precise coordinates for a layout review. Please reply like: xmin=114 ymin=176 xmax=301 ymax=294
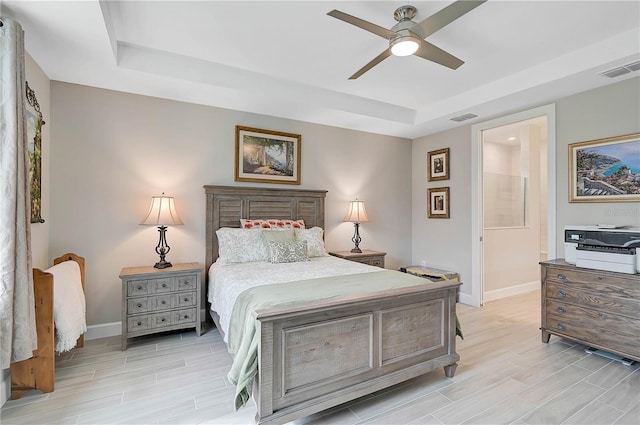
xmin=540 ymin=259 xmax=640 ymax=362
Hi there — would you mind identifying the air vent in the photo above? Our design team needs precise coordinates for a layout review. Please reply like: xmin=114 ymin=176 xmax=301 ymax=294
xmin=601 ymin=60 xmax=640 ymax=78
xmin=450 ymin=113 xmax=478 ymax=122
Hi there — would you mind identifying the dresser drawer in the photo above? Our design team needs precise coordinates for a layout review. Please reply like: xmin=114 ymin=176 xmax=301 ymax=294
xmin=546 ymin=312 xmax=640 ymax=358
xmin=176 ymin=291 xmax=197 ymax=308
xmin=153 ymin=311 xmax=173 ymax=328
xmin=545 ymin=281 xmax=640 ymax=318
xmin=545 ymin=266 xmax=640 ymax=299
xmin=546 ymin=299 xmax=640 ymax=338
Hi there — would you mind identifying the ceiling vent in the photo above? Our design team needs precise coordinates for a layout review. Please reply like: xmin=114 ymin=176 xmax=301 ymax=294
xmin=601 ymin=60 xmax=640 ymax=78
xmin=450 ymin=113 xmax=478 ymax=122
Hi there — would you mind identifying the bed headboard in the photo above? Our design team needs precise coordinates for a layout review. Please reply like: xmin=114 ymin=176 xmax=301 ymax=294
xmin=204 ymin=185 xmax=328 ymax=271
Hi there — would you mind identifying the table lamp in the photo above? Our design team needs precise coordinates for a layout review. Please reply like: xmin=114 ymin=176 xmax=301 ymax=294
xmin=343 ymin=199 xmax=371 ymax=253
xmin=140 ymin=193 xmax=183 ymax=268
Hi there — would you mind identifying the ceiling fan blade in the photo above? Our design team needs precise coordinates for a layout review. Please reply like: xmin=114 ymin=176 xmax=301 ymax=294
xmin=349 ymin=49 xmax=393 ymax=80
xmin=415 ymin=0 xmax=487 ymax=38
xmin=328 ymin=10 xmax=396 ymax=40
xmin=414 ymin=39 xmax=464 ymax=70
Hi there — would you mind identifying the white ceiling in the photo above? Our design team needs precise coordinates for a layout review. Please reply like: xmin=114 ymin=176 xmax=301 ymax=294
xmin=2 ymin=1 xmax=639 ymax=139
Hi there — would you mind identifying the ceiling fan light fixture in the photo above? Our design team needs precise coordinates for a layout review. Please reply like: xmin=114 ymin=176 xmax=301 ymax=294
xmin=390 ymin=32 xmax=420 ymax=56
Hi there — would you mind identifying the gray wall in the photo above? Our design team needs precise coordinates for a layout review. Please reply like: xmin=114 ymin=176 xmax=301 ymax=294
xmin=555 ymin=77 xmax=640 ymax=254
xmin=411 ymin=77 xmax=640 ymax=299
xmin=49 ymin=82 xmax=412 ymax=328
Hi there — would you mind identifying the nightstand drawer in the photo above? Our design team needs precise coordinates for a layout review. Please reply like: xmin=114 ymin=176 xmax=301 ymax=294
xmin=127 ymin=278 xmax=176 ymax=296
xmin=177 ymin=292 xmax=197 ymax=307
xmin=329 ymin=250 xmax=386 ymax=268
xmin=176 ymin=275 xmax=197 ymax=291
xmin=128 ymin=315 xmax=152 ymax=332
xmin=175 ymin=308 xmax=197 ymax=325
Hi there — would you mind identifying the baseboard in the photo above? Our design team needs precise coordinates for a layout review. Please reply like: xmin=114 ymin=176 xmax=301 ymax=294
xmin=85 ymin=308 xmax=208 ymax=341
xmin=484 ymin=280 xmax=539 ymax=302
xmin=85 ymin=321 xmax=121 ymax=341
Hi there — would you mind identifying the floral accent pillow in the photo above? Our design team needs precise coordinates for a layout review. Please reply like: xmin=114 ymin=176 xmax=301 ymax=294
xmin=216 ymin=228 xmax=268 ymax=263
xmin=267 ymin=240 xmax=309 ymax=264
xmin=240 ymin=219 xmax=305 ymax=229
xmin=294 ymin=227 xmax=328 ymax=258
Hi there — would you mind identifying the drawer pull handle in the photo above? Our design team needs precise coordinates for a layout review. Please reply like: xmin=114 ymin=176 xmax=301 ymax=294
xmin=184 ymin=315 xmax=189 ymax=319
xmin=161 ymin=318 xmax=166 ymax=322
xmin=557 ymin=290 xmax=566 ymax=297
xmin=557 ymin=307 xmax=565 ymax=313
xmin=137 ymin=303 xmax=142 ymax=308
xmin=184 ymin=298 xmax=188 ymax=302
xmin=161 ymin=301 xmax=166 ymax=305
xmin=161 ymin=284 xmax=167 ymax=288
xmin=137 ymin=321 xmax=142 ymax=326
xmin=137 ymin=286 xmax=143 ymax=290
xmin=557 ymin=274 xmax=566 ymax=280
xmin=557 ymin=324 xmax=566 ymax=331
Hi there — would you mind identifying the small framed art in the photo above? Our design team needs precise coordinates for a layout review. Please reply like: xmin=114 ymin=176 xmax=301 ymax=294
xmin=235 ymin=126 xmax=301 ymax=185
xmin=428 ymin=147 xmax=449 ymax=181
xmin=428 ymin=187 xmax=450 ymax=219
xmin=568 ymin=133 xmax=640 ymax=202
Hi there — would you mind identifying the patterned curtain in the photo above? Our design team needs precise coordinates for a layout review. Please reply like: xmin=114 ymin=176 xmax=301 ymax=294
xmin=0 ymin=18 xmax=37 ymax=368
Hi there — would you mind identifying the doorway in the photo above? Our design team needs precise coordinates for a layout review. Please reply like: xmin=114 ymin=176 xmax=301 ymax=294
xmin=469 ymin=104 xmax=557 ymax=307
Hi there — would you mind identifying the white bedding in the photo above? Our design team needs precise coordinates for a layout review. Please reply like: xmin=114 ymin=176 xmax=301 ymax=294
xmin=208 ymin=256 xmax=383 ymax=342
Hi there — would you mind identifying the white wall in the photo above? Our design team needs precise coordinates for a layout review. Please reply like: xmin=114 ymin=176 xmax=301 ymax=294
xmin=49 ymin=82 xmax=412 ymax=329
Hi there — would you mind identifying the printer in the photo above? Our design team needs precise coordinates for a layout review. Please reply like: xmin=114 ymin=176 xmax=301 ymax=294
xmin=564 ymin=225 xmax=640 ymax=274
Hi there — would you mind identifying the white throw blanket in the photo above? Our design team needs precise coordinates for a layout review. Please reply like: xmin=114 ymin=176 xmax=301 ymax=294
xmin=44 ymin=261 xmax=87 ymax=353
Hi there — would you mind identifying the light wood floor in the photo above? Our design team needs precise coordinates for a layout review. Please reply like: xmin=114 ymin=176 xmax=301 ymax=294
xmin=2 ymin=290 xmax=638 ymax=425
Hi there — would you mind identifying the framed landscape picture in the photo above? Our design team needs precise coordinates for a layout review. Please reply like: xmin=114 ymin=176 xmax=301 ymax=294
xmin=428 ymin=187 xmax=450 ymax=219
xmin=428 ymin=147 xmax=449 ymax=181
xmin=26 ymin=81 xmax=45 ymax=223
xmin=235 ymin=126 xmax=301 ymax=185
xmin=569 ymin=133 xmax=640 ymax=202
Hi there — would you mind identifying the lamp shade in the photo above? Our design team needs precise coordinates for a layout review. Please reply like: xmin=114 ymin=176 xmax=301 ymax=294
xmin=343 ymin=200 xmax=371 ymax=223
xmin=140 ymin=193 xmax=184 ymax=226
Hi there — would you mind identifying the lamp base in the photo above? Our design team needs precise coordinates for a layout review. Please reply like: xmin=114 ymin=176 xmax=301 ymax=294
xmin=350 ymin=247 xmax=363 ymax=253
xmin=154 ymin=260 xmax=173 ymax=269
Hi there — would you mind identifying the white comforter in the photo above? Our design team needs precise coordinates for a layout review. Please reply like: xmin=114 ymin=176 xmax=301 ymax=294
xmin=208 ymin=256 xmax=382 ymax=342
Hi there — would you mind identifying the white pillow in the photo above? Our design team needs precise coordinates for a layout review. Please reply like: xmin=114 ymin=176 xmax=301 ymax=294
xmin=267 ymin=240 xmax=309 ymax=264
xmin=294 ymin=227 xmax=328 ymax=258
xmin=216 ymin=228 xmax=268 ymax=263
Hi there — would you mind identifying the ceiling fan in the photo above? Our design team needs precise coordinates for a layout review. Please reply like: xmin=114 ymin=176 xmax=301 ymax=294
xmin=327 ymin=0 xmax=486 ymax=79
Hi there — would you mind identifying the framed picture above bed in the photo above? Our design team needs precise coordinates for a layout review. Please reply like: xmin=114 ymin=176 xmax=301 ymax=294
xmin=235 ymin=126 xmax=301 ymax=185
xmin=427 ymin=147 xmax=449 ymax=181
xmin=568 ymin=133 xmax=640 ymax=203
xmin=428 ymin=187 xmax=450 ymax=219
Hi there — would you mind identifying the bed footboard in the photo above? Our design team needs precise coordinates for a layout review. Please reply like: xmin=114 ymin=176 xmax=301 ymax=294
xmin=254 ymin=281 xmax=460 ymax=425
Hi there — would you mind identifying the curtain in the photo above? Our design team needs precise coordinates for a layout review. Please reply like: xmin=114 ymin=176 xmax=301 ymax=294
xmin=0 ymin=18 xmax=37 ymax=368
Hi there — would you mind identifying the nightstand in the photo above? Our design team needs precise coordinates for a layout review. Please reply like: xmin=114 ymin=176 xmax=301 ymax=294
xmin=120 ymin=262 xmax=202 ymax=350
xmin=329 ymin=250 xmax=386 ymax=268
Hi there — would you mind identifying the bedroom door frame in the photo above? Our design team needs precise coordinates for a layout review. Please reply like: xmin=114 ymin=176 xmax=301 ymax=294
xmin=469 ymin=104 xmax=557 ymax=307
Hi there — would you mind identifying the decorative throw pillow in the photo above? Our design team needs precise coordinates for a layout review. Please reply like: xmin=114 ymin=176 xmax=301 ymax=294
xmin=294 ymin=227 xmax=327 ymax=257
xmin=263 ymin=228 xmax=295 ymax=243
xmin=267 ymin=240 xmax=309 ymax=264
xmin=240 ymin=219 xmax=305 ymax=229
xmin=216 ymin=228 xmax=268 ymax=263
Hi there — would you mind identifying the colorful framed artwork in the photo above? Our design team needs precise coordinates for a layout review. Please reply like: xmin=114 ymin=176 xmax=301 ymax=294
xmin=428 ymin=147 xmax=449 ymax=181
xmin=26 ymin=81 xmax=45 ymax=223
xmin=235 ymin=126 xmax=301 ymax=185
xmin=428 ymin=187 xmax=450 ymax=219
xmin=568 ymin=133 xmax=640 ymax=202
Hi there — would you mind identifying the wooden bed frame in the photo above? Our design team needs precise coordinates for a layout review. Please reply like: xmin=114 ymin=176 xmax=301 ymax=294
xmin=10 ymin=253 xmax=85 ymax=400
xmin=204 ymin=186 xmax=460 ymax=425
